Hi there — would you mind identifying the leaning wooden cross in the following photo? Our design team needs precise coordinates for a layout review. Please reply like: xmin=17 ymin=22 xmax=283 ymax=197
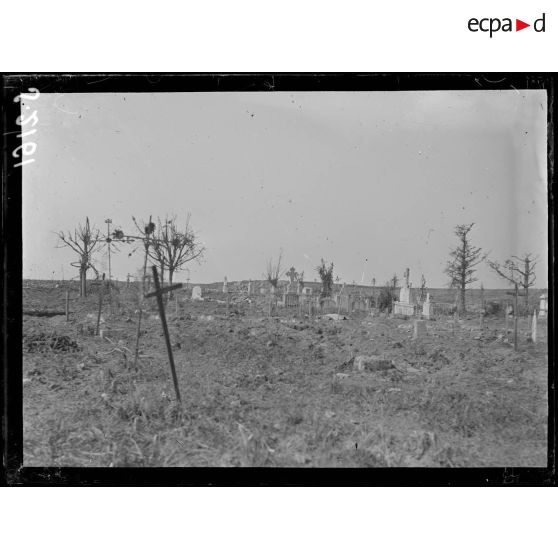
xmin=145 ymin=266 xmax=183 ymax=403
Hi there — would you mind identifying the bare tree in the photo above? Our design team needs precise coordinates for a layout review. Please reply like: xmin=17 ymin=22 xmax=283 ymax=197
xmin=487 ymin=254 xmax=537 ymax=311
xmin=57 ymin=217 xmax=102 ymax=297
xmin=444 ymin=223 xmax=484 ymax=313
xmin=316 ymin=259 xmax=334 ymax=298
xmin=133 ymin=215 xmax=205 ymax=290
xmin=487 ymin=258 xmax=519 ymax=287
xmin=130 ymin=216 xmax=156 ymax=293
xmin=512 ymin=254 xmax=538 ymax=307
xmin=266 ymin=249 xmax=284 ymax=290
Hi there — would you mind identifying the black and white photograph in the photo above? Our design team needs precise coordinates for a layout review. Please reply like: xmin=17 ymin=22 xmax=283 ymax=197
xmin=5 ymin=75 xmax=552 ymax=477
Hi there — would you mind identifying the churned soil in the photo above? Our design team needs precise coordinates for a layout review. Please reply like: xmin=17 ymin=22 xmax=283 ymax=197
xmin=22 ymin=283 xmax=548 ymax=467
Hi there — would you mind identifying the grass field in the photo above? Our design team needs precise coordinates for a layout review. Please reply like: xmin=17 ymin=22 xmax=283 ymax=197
xmin=22 ymin=280 xmax=548 ymax=467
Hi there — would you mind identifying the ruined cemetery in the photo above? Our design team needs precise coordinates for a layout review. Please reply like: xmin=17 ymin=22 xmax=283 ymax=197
xmin=22 ymin=219 xmax=547 ymax=467
xmin=21 ymin=90 xmax=548 ymax=468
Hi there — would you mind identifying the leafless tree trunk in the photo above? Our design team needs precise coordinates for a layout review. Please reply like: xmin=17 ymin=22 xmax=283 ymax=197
xmin=133 ymin=215 xmax=204 ymax=299
xmin=56 ymin=217 xmax=101 ymax=298
xmin=444 ymin=223 xmax=484 ymax=313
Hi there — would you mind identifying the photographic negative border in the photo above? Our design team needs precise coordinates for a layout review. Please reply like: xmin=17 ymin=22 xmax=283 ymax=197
xmin=2 ymin=72 xmax=555 ymax=486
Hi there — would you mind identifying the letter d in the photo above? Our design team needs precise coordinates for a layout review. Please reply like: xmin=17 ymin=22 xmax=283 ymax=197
xmin=534 ymin=13 xmax=545 ymax=32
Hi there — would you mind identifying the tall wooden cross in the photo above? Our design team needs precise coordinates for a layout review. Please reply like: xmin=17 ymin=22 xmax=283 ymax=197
xmin=145 ymin=266 xmax=183 ymax=403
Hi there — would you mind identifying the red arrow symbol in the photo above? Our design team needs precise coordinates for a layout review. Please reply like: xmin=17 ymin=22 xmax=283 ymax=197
xmin=516 ymin=19 xmax=530 ymax=31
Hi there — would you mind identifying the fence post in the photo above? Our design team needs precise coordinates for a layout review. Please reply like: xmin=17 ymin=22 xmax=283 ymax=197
xmin=514 ymin=284 xmax=519 ymax=351
xmin=95 ymin=284 xmax=104 ymax=336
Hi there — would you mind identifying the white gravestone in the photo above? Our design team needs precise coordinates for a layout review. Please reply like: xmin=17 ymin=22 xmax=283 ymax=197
xmin=393 ymin=268 xmax=414 ymax=316
xmin=532 ymin=309 xmax=537 ymax=343
xmin=223 ymin=276 xmax=228 ymax=294
xmin=539 ymin=294 xmax=547 ymax=318
xmin=422 ymin=292 xmax=431 ymax=319
xmin=191 ymin=286 xmax=203 ymax=301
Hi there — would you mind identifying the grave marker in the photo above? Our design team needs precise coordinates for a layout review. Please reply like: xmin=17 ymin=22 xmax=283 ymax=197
xmin=532 ymin=309 xmax=537 ymax=344
xmin=422 ymin=292 xmax=431 ymax=319
xmin=191 ymin=285 xmax=203 ymax=300
xmin=539 ymin=294 xmax=547 ymax=318
xmin=393 ymin=267 xmax=414 ymax=316
xmin=286 ymin=266 xmax=298 ymax=293
xmin=145 ymin=266 xmax=183 ymax=403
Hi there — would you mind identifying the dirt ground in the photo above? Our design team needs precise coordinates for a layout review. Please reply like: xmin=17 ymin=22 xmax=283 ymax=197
xmin=22 ymin=282 xmax=548 ymax=467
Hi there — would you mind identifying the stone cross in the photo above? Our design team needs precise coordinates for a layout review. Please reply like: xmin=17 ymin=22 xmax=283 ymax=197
xmin=286 ymin=266 xmax=298 ymax=285
xmin=404 ymin=268 xmax=410 ymax=288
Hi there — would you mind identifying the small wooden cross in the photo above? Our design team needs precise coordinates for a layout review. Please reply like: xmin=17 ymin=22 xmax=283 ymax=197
xmin=145 ymin=266 xmax=183 ymax=403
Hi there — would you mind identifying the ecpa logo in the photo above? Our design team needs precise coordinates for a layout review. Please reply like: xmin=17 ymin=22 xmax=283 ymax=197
xmin=468 ymin=13 xmax=546 ymax=37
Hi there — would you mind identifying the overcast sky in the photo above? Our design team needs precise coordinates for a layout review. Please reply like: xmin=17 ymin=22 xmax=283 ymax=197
xmin=22 ymin=90 xmax=547 ymax=288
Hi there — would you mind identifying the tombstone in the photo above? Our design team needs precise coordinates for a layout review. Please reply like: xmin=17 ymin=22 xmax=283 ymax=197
xmin=191 ymin=285 xmax=203 ymax=301
xmin=412 ymin=319 xmax=427 ymax=340
xmin=531 ymin=309 xmax=538 ymax=343
xmin=247 ymin=280 xmax=252 ymax=295
xmin=339 ymin=293 xmax=351 ymax=313
xmin=539 ymin=294 xmax=547 ymax=318
xmin=223 ymin=276 xmax=228 ymax=294
xmin=393 ymin=268 xmax=414 ymax=316
xmin=422 ymin=292 xmax=431 ymax=319
xmin=399 ymin=284 xmax=411 ymax=304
